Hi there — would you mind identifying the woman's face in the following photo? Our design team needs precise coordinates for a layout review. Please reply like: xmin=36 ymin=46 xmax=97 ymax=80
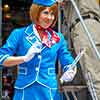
xmin=38 ymin=7 xmax=55 ymax=29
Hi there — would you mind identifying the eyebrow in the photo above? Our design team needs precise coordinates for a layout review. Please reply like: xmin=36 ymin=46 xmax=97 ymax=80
xmin=42 ymin=10 xmax=53 ymax=13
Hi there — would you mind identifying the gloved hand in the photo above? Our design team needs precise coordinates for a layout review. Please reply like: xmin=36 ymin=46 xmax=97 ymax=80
xmin=24 ymin=41 xmax=42 ymax=62
xmin=60 ymin=66 xmax=77 ymax=83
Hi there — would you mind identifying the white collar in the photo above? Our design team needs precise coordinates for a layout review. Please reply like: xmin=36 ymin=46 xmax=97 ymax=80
xmin=33 ymin=24 xmax=41 ymax=41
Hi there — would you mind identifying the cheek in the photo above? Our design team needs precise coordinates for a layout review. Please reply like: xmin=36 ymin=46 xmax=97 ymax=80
xmin=45 ymin=16 xmax=55 ymax=21
xmin=52 ymin=16 xmax=55 ymax=20
xmin=40 ymin=15 xmax=47 ymax=19
xmin=38 ymin=15 xmax=55 ymax=24
xmin=39 ymin=16 xmax=46 ymax=22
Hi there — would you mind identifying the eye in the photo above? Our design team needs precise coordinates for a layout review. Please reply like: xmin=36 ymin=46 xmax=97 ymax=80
xmin=50 ymin=12 xmax=55 ymax=16
xmin=43 ymin=11 xmax=49 ymax=15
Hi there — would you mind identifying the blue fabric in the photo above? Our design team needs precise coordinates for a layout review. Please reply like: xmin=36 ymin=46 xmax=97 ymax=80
xmin=0 ymin=24 xmax=74 ymax=100
xmin=33 ymin=0 xmax=56 ymax=6
xmin=13 ymin=82 xmax=61 ymax=100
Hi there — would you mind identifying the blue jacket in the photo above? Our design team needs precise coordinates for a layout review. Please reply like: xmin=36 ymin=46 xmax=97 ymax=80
xmin=0 ymin=24 xmax=74 ymax=89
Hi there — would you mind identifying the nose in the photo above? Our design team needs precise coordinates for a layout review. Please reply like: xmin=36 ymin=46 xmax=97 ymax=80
xmin=47 ymin=14 xmax=53 ymax=20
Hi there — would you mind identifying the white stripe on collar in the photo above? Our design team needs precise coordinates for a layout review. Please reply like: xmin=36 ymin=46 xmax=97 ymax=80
xmin=33 ymin=24 xmax=41 ymax=42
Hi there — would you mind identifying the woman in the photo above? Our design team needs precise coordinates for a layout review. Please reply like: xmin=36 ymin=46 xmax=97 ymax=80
xmin=0 ymin=0 xmax=77 ymax=100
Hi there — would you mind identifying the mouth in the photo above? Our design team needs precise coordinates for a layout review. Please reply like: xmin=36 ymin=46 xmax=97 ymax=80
xmin=39 ymin=20 xmax=53 ymax=28
xmin=45 ymin=20 xmax=52 ymax=25
xmin=44 ymin=19 xmax=52 ymax=24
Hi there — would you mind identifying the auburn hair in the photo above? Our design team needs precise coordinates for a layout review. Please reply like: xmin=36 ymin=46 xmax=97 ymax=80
xmin=29 ymin=3 xmax=58 ymax=27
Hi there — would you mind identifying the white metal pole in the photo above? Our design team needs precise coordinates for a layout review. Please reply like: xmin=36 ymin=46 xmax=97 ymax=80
xmin=70 ymin=0 xmax=100 ymax=59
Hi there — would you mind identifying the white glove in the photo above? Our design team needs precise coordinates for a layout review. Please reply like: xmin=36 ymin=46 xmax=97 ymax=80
xmin=24 ymin=41 xmax=42 ymax=62
xmin=60 ymin=66 xmax=77 ymax=83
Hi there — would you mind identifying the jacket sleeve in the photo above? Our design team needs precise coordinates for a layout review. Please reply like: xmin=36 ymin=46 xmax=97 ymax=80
xmin=57 ymin=33 xmax=74 ymax=72
xmin=0 ymin=29 xmax=22 ymax=65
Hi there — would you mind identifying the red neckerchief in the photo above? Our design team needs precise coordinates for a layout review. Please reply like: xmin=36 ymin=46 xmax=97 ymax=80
xmin=35 ymin=25 xmax=60 ymax=48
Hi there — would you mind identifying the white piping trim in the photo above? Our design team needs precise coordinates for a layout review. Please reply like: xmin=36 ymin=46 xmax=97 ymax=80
xmin=25 ymin=32 xmax=36 ymax=45
xmin=41 ymin=46 xmax=46 ymax=51
xmin=22 ymin=89 xmax=24 ymax=100
xmin=37 ymin=81 xmax=50 ymax=89
xmin=49 ymin=89 xmax=53 ymax=100
xmin=33 ymin=25 xmax=41 ymax=42
xmin=18 ymin=66 xmax=27 ymax=75
xmin=25 ymin=25 xmax=33 ymax=36
xmin=0 ymin=54 xmax=9 ymax=63
xmin=37 ymin=81 xmax=57 ymax=90
xmin=48 ymin=68 xmax=55 ymax=76
xmin=35 ymin=55 xmax=42 ymax=81
xmin=14 ymin=80 xmax=36 ymax=89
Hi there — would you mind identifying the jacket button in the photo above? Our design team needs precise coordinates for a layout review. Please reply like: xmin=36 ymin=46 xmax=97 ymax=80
xmin=35 ymin=67 xmax=39 ymax=72
xmin=38 ymin=55 xmax=41 ymax=59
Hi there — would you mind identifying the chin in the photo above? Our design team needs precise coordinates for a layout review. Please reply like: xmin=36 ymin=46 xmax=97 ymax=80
xmin=42 ymin=24 xmax=51 ymax=29
xmin=40 ymin=24 xmax=51 ymax=29
xmin=44 ymin=27 xmax=49 ymax=29
xmin=44 ymin=25 xmax=51 ymax=29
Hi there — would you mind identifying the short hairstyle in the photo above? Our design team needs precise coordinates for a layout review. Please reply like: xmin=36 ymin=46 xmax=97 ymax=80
xmin=29 ymin=3 xmax=58 ymax=27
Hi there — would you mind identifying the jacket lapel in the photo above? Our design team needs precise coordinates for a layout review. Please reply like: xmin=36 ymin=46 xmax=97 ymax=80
xmin=25 ymin=24 xmax=41 ymax=45
xmin=25 ymin=24 xmax=46 ymax=51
